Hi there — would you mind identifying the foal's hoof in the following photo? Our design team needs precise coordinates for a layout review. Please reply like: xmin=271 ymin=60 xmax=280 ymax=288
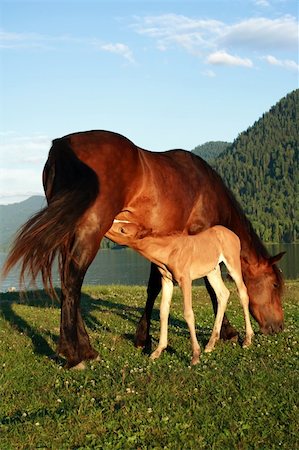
xmin=191 ymin=356 xmax=200 ymax=365
xmin=204 ymin=345 xmax=214 ymax=353
xmin=150 ymin=348 xmax=163 ymax=361
xmin=242 ymin=337 xmax=253 ymax=348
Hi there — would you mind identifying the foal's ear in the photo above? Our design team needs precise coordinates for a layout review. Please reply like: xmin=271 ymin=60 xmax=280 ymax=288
xmin=268 ymin=252 xmax=286 ymax=266
xmin=136 ymin=227 xmax=152 ymax=239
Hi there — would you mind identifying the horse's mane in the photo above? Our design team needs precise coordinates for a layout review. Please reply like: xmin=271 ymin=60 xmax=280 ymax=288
xmin=212 ymin=167 xmax=284 ymax=293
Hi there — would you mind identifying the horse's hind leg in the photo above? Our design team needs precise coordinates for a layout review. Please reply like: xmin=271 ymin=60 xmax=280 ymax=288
xmin=58 ymin=217 xmax=104 ymax=369
xmin=205 ymin=266 xmax=230 ymax=353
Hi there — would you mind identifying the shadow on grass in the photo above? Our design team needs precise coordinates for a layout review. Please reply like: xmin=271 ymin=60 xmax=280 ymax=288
xmin=0 ymin=290 xmax=60 ymax=358
xmin=0 ymin=288 xmax=210 ymax=363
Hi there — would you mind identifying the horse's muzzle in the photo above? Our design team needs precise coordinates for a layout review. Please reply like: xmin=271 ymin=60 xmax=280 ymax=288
xmin=260 ymin=321 xmax=284 ymax=335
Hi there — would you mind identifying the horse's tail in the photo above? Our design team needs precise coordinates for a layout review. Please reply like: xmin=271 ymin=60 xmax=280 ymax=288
xmin=2 ymin=137 xmax=99 ymax=296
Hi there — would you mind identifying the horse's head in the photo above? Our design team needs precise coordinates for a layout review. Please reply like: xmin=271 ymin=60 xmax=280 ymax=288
xmin=243 ymin=252 xmax=285 ymax=334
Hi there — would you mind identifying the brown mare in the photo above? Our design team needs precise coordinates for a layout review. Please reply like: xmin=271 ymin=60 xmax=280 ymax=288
xmin=109 ymin=222 xmax=254 ymax=365
xmin=3 ymin=130 xmax=284 ymax=368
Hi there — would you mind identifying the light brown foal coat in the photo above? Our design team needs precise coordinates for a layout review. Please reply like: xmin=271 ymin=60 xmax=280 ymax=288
xmin=109 ymin=223 xmax=254 ymax=364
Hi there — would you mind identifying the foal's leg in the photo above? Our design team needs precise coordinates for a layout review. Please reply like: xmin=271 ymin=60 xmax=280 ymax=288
xmin=225 ymin=264 xmax=254 ymax=348
xmin=205 ymin=267 xmax=230 ymax=353
xmin=204 ymin=277 xmax=238 ymax=341
xmin=135 ymin=263 xmax=161 ymax=348
xmin=150 ymin=276 xmax=173 ymax=361
xmin=238 ymin=283 xmax=254 ymax=348
xmin=180 ymin=277 xmax=201 ymax=365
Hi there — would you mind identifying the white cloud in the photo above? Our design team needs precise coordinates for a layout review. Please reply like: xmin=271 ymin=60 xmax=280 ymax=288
xmin=0 ymin=30 xmax=73 ymax=50
xmin=0 ymin=133 xmax=51 ymax=203
xmin=132 ymin=14 xmax=222 ymax=55
xmin=201 ymin=69 xmax=216 ymax=78
xmin=132 ymin=14 xmax=298 ymax=68
xmin=0 ymin=168 xmax=44 ymax=204
xmin=255 ymin=0 xmax=270 ymax=7
xmin=207 ymin=51 xmax=253 ymax=67
xmin=262 ymin=55 xmax=299 ymax=71
xmin=221 ymin=16 xmax=298 ymax=50
xmin=0 ymin=133 xmax=51 ymax=165
xmin=100 ymin=43 xmax=135 ymax=63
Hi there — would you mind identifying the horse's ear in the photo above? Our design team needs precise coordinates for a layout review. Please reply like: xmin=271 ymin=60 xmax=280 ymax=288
xmin=268 ymin=252 xmax=286 ymax=266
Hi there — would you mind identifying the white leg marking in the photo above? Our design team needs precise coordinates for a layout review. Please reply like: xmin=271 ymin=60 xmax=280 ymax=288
xmin=150 ymin=277 xmax=174 ymax=361
xmin=224 ymin=257 xmax=254 ymax=349
xmin=180 ymin=277 xmax=201 ymax=365
xmin=205 ymin=266 xmax=229 ymax=353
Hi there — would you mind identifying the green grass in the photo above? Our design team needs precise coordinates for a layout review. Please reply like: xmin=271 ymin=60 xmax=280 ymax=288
xmin=0 ymin=282 xmax=298 ymax=449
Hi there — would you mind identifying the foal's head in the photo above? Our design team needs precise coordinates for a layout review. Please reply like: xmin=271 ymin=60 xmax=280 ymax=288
xmin=243 ymin=253 xmax=285 ymax=334
xmin=113 ymin=222 xmax=149 ymax=239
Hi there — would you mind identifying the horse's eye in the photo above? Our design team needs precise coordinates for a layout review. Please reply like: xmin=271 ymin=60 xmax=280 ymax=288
xmin=273 ymin=283 xmax=279 ymax=289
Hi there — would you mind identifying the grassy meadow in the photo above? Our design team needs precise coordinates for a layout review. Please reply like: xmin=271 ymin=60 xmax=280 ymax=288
xmin=0 ymin=282 xmax=298 ymax=449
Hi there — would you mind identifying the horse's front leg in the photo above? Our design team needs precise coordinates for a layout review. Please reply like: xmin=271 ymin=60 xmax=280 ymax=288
xmin=135 ymin=263 xmax=161 ymax=348
xmin=204 ymin=277 xmax=238 ymax=341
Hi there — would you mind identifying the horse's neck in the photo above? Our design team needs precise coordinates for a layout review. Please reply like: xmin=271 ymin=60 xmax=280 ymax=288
xmin=234 ymin=224 xmax=268 ymax=269
xmin=132 ymin=236 xmax=174 ymax=266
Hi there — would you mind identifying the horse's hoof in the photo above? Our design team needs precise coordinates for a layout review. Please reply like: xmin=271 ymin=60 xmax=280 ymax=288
xmin=71 ymin=361 xmax=86 ymax=370
xmin=220 ymin=323 xmax=239 ymax=342
xmin=134 ymin=334 xmax=151 ymax=349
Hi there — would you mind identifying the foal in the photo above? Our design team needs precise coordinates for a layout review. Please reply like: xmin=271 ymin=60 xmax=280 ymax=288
xmin=110 ymin=223 xmax=254 ymax=365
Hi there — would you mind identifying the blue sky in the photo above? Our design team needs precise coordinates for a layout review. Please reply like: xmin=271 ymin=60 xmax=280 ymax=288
xmin=0 ymin=0 xmax=298 ymax=204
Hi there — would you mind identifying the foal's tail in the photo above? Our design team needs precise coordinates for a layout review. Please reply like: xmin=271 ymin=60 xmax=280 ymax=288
xmin=2 ymin=137 xmax=99 ymax=296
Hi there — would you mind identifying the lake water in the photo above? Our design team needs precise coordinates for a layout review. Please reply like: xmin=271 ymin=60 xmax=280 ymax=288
xmin=0 ymin=243 xmax=298 ymax=292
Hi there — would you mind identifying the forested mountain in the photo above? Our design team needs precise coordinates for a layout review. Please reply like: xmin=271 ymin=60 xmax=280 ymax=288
xmin=210 ymin=89 xmax=298 ymax=243
xmin=192 ymin=141 xmax=231 ymax=161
